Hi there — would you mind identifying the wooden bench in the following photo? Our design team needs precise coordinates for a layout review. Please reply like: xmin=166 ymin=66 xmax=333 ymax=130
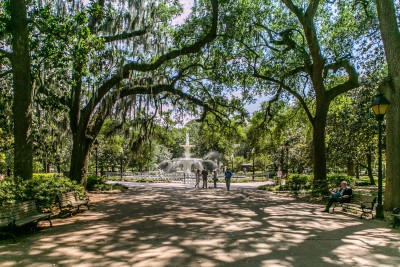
xmin=392 ymin=208 xmax=400 ymax=228
xmin=0 ymin=201 xmax=52 ymax=242
xmin=58 ymin=191 xmax=89 ymax=216
xmin=333 ymin=195 xmax=377 ymax=219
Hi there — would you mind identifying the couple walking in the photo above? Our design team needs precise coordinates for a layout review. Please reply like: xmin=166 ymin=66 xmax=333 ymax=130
xmin=195 ymin=169 xmax=210 ymax=188
xmin=194 ymin=168 xmax=233 ymax=191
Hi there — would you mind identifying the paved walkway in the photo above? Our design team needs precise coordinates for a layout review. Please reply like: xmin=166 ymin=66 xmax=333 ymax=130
xmin=0 ymin=184 xmax=399 ymax=267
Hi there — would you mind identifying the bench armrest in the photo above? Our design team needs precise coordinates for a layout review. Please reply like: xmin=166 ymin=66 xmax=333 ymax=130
xmin=361 ymin=201 xmax=375 ymax=209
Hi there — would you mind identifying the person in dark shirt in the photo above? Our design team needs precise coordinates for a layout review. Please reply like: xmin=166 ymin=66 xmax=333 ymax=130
xmin=224 ymin=169 xmax=233 ymax=191
xmin=322 ymin=181 xmax=353 ymax=212
xmin=201 ymin=169 xmax=208 ymax=188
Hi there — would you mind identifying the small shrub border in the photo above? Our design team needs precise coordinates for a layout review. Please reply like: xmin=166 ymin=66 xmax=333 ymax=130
xmin=0 ymin=175 xmax=83 ymax=209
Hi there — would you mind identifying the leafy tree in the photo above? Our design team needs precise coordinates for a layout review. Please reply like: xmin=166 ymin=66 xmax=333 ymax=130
xmin=213 ymin=0 xmax=379 ymax=193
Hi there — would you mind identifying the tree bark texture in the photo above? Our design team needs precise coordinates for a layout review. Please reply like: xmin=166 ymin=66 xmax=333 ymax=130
xmin=10 ymin=0 xmax=33 ymax=179
xmin=375 ymin=0 xmax=400 ymax=210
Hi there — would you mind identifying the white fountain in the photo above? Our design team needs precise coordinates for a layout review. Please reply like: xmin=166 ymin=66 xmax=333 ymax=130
xmin=181 ymin=132 xmax=194 ymax=159
xmin=158 ymin=131 xmax=217 ymax=173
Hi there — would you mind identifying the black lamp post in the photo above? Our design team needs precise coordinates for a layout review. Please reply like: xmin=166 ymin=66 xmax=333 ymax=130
xmin=284 ymin=141 xmax=290 ymax=178
xmin=93 ymin=139 xmax=99 ymax=176
xmin=251 ymin=148 xmax=255 ymax=181
xmin=371 ymin=93 xmax=390 ymax=220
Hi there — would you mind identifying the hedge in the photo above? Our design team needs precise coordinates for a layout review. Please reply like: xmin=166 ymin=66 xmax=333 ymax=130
xmin=0 ymin=175 xmax=83 ymax=209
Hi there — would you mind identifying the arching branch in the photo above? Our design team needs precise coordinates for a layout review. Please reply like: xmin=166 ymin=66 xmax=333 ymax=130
xmin=102 ymin=29 xmax=147 ymax=42
xmin=253 ymin=72 xmax=314 ymax=124
xmin=326 ymin=60 xmax=359 ymax=101
xmin=82 ymin=0 xmax=219 ymax=122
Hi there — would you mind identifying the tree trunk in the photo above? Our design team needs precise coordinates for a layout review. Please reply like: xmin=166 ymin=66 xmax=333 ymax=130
xmin=365 ymin=151 xmax=375 ymax=185
xmin=375 ymin=0 xmax=400 ymax=210
xmin=346 ymin=158 xmax=355 ymax=177
xmin=69 ymin=130 xmax=91 ymax=188
xmin=312 ymin=107 xmax=329 ymax=193
xmin=10 ymin=0 xmax=33 ymax=179
xmin=383 ymin=81 xmax=400 ymax=209
xmin=355 ymin=163 xmax=360 ymax=180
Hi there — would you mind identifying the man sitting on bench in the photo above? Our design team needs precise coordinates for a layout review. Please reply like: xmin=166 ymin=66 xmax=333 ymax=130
xmin=322 ymin=181 xmax=352 ymax=213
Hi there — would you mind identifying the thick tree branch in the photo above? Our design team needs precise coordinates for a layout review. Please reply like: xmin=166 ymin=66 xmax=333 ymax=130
xmin=281 ymin=0 xmax=304 ymax=19
xmin=82 ymin=0 xmax=219 ymax=122
xmin=326 ymin=60 xmax=360 ymax=101
xmin=102 ymin=29 xmax=147 ymax=42
xmin=87 ymin=83 xmax=220 ymax=138
xmin=172 ymin=63 xmax=216 ymax=85
xmin=254 ymin=72 xmax=314 ymax=124
xmin=305 ymin=0 xmax=321 ymax=19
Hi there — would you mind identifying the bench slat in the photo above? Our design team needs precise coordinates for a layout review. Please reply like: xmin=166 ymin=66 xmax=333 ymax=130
xmin=0 ymin=201 xmax=52 ymax=241
xmin=58 ymin=191 xmax=89 ymax=215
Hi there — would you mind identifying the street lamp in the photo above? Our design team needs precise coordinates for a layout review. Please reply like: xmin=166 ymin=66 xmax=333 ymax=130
xmin=230 ymin=153 xmax=234 ymax=171
xmin=93 ymin=139 xmax=99 ymax=176
xmin=284 ymin=141 xmax=290 ymax=178
xmin=251 ymin=148 xmax=255 ymax=181
xmin=371 ymin=93 xmax=390 ymax=220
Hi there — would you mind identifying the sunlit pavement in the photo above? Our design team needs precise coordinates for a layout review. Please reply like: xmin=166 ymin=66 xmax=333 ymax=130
xmin=0 ymin=184 xmax=399 ymax=267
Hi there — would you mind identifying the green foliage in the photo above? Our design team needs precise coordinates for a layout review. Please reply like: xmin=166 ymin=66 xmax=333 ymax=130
xmin=24 ymin=176 xmax=83 ymax=209
xmin=0 ymin=176 xmax=83 ymax=208
xmin=86 ymin=175 xmax=127 ymax=191
xmin=32 ymin=173 xmax=60 ymax=179
xmin=282 ymin=174 xmax=355 ymax=192
xmin=0 ymin=177 xmax=27 ymax=205
xmin=286 ymin=174 xmax=313 ymax=191
xmin=86 ymin=175 xmax=106 ymax=191
xmin=93 ymin=183 xmax=128 ymax=191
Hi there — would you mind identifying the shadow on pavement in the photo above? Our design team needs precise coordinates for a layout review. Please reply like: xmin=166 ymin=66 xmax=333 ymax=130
xmin=0 ymin=186 xmax=399 ymax=267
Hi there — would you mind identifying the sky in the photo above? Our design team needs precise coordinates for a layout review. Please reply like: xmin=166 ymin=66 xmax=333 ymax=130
xmin=172 ymin=0 xmax=194 ymax=25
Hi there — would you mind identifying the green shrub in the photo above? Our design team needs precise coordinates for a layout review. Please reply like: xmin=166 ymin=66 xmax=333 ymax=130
xmin=25 ymin=176 xmax=83 ymax=209
xmin=279 ymin=174 xmax=355 ymax=193
xmin=355 ymin=180 xmax=371 ymax=186
xmin=0 ymin=176 xmax=83 ymax=209
xmin=327 ymin=174 xmax=355 ymax=188
xmin=33 ymin=173 xmax=59 ymax=179
xmin=286 ymin=174 xmax=312 ymax=190
xmin=257 ymin=184 xmax=278 ymax=191
xmin=0 ymin=177 xmax=27 ymax=205
xmin=86 ymin=175 xmax=106 ymax=191
xmin=93 ymin=183 xmax=128 ymax=191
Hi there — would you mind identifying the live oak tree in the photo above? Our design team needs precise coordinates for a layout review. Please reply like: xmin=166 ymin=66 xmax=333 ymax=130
xmin=221 ymin=0 xmax=376 ymax=192
xmin=375 ymin=0 xmax=400 ymax=209
xmin=31 ymin=0 xmax=221 ymax=186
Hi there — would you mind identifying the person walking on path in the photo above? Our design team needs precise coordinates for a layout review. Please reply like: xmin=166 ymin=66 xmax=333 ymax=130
xmin=195 ymin=169 xmax=201 ymax=188
xmin=201 ymin=169 xmax=209 ymax=188
xmin=225 ymin=169 xmax=233 ymax=191
xmin=213 ymin=170 xmax=218 ymax=188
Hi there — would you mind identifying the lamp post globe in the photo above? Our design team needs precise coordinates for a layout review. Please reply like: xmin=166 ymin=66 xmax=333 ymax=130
xmin=371 ymin=93 xmax=390 ymax=220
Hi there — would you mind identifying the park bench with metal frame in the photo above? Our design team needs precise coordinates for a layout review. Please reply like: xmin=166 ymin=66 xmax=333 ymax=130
xmin=392 ymin=207 xmax=400 ymax=228
xmin=333 ymin=195 xmax=377 ymax=219
xmin=58 ymin=191 xmax=89 ymax=216
xmin=0 ymin=201 xmax=52 ymax=242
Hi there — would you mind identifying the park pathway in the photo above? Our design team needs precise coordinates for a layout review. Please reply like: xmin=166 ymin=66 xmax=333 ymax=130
xmin=0 ymin=184 xmax=399 ymax=267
